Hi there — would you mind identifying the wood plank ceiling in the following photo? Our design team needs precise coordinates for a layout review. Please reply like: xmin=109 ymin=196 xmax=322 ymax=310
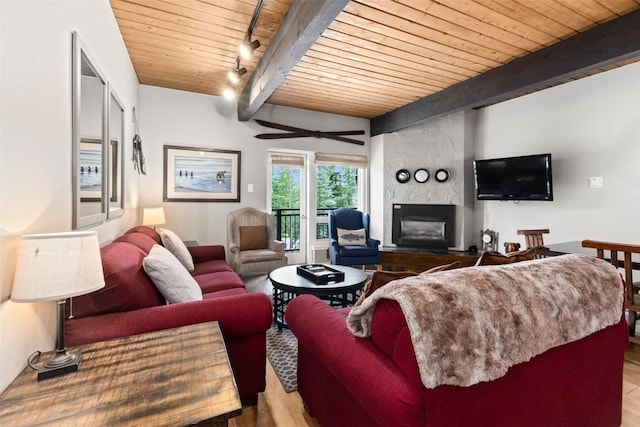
xmin=111 ymin=0 xmax=640 ymax=121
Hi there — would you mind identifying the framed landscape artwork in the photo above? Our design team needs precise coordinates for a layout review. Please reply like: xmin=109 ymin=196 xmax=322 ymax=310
xmin=163 ymin=145 xmax=241 ymax=202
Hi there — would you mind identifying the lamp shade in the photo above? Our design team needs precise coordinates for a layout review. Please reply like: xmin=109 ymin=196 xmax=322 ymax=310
xmin=11 ymin=231 xmax=105 ymax=302
xmin=142 ymin=207 xmax=166 ymax=227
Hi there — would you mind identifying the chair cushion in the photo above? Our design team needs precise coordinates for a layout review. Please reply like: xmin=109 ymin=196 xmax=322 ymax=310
xmin=142 ymin=245 xmax=203 ymax=303
xmin=158 ymin=228 xmax=195 ymax=272
xmin=338 ymin=245 xmax=378 ymax=257
xmin=239 ymin=225 xmax=268 ymax=250
xmin=240 ymin=249 xmax=284 ymax=263
xmin=475 ymin=247 xmax=536 ymax=266
xmin=337 ymin=227 xmax=367 ymax=246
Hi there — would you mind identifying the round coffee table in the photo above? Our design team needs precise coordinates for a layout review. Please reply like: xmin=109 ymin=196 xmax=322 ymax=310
xmin=269 ymin=264 xmax=368 ymax=330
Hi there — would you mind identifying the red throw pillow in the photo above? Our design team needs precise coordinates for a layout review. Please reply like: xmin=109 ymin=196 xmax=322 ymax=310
xmin=239 ymin=225 xmax=268 ymax=250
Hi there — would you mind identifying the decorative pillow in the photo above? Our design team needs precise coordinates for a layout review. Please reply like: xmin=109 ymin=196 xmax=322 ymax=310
xmin=158 ymin=228 xmax=195 ymax=272
xmin=239 ymin=225 xmax=268 ymax=250
xmin=419 ymin=260 xmax=462 ymax=274
xmin=354 ymin=261 xmax=461 ymax=307
xmin=474 ymin=247 xmax=537 ymax=266
xmin=337 ymin=227 xmax=367 ymax=246
xmin=142 ymin=245 xmax=203 ymax=303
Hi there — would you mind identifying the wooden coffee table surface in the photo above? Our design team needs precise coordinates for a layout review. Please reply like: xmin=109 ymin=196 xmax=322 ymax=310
xmin=0 ymin=321 xmax=241 ymax=426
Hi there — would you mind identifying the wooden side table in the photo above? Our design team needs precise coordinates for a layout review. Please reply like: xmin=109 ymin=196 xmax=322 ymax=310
xmin=0 ymin=322 xmax=241 ymax=426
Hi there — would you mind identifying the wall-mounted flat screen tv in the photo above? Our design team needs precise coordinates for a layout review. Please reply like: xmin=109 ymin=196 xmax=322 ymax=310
xmin=473 ymin=153 xmax=553 ymax=201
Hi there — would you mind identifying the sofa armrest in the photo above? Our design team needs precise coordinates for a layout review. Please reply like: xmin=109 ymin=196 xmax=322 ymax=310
xmin=66 ymin=292 xmax=272 ymax=347
xmin=187 ymin=244 xmax=226 ymax=263
xmin=286 ymin=295 xmax=422 ymax=416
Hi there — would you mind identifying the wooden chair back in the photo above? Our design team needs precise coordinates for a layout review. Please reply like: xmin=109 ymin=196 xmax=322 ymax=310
xmin=517 ymin=229 xmax=550 ymax=249
xmin=582 ymin=239 xmax=640 ymax=336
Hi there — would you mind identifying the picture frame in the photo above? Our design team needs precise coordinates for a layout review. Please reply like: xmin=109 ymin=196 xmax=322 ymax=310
xmin=79 ymin=138 xmax=103 ymax=201
xmin=163 ymin=145 xmax=241 ymax=202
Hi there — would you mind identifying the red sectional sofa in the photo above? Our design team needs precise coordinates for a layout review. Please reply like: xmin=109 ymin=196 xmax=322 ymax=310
xmin=286 ymin=256 xmax=629 ymax=427
xmin=65 ymin=226 xmax=272 ymax=403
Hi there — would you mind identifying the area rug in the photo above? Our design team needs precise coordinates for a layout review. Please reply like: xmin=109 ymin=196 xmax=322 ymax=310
xmin=266 ymin=325 xmax=298 ymax=393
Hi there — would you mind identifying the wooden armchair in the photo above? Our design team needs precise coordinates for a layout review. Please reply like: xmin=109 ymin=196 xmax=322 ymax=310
xmin=582 ymin=239 xmax=640 ymax=337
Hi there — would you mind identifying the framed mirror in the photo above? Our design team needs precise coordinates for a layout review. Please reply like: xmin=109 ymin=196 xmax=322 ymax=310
xmin=108 ymin=86 xmax=125 ymax=218
xmin=72 ymin=32 xmax=108 ymax=229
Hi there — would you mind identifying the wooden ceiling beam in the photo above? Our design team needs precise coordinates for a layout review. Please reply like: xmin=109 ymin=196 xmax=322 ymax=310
xmin=237 ymin=0 xmax=348 ymax=121
xmin=371 ymin=9 xmax=640 ymax=136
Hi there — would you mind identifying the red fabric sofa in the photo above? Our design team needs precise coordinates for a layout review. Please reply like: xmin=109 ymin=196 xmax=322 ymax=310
xmin=286 ymin=285 xmax=628 ymax=426
xmin=65 ymin=226 xmax=272 ymax=403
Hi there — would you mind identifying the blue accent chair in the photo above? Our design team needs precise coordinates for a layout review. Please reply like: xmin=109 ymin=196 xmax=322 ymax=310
xmin=328 ymin=208 xmax=381 ymax=267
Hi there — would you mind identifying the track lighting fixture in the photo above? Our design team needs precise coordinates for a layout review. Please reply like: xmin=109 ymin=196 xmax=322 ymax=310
xmin=239 ymin=38 xmax=261 ymax=60
xmin=228 ymin=57 xmax=247 ymax=84
xmin=222 ymin=0 xmax=264 ymax=101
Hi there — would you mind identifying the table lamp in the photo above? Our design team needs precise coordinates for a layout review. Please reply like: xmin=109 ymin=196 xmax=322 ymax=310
xmin=11 ymin=231 xmax=105 ymax=380
xmin=142 ymin=207 xmax=166 ymax=229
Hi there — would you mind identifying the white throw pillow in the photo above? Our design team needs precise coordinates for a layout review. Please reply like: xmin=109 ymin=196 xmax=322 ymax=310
xmin=158 ymin=228 xmax=195 ymax=272
xmin=143 ymin=245 xmax=203 ymax=303
xmin=337 ymin=227 xmax=367 ymax=246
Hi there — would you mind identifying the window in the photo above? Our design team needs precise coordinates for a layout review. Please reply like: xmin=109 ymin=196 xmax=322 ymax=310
xmin=314 ymin=153 xmax=368 ymax=240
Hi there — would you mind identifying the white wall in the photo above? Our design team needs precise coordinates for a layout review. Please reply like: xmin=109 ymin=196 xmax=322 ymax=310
xmin=0 ymin=0 xmax=139 ymax=393
xmin=474 ymin=61 xmax=640 ymax=247
xmin=138 ymin=85 xmax=370 ymax=246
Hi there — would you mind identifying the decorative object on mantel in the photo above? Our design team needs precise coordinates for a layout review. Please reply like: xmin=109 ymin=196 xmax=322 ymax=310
xmin=504 ymin=242 xmax=522 ymax=253
xmin=435 ymin=168 xmax=450 ymax=183
xmin=254 ymin=119 xmax=365 ymax=145
xmin=11 ymin=231 xmax=105 ymax=380
xmin=481 ymin=229 xmax=499 ymax=252
xmin=395 ymin=169 xmax=411 ymax=183
xmin=132 ymin=107 xmax=146 ymax=175
xmin=414 ymin=168 xmax=430 ymax=183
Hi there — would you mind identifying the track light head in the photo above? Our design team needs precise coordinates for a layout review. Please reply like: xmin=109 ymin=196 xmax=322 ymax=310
xmin=228 ymin=66 xmax=247 ymax=84
xmin=239 ymin=39 xmax=260 ymax=60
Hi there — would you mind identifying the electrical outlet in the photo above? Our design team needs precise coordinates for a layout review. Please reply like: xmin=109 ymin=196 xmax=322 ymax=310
xmin=588 ymin=177 xmax=603 ymax=188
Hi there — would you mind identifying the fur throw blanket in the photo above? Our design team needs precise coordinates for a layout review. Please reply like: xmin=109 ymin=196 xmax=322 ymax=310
xmin=347 ymin=254 xmax=623 ymax=388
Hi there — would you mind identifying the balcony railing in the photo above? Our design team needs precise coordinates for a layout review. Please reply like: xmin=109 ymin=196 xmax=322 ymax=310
xmin=273 ymin=208 xmax=345 ymax=252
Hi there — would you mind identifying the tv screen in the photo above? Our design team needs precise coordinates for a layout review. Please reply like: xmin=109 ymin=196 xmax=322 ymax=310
xmin=473 ymin=153 xmax=553 ymax=201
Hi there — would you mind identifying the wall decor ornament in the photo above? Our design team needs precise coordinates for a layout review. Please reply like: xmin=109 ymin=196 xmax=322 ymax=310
xmin=395 ymin=169 xmax=411 ymax=183
xmin=163 ymin=145 xmax=241 ymax=202
xmin=435 ymin=168 xmax=450 ymax=183
xmin=414 ymin=168 xmax=430 ymax=183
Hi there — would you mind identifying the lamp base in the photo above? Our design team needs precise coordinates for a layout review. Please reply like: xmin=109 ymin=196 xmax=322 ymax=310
xmin=37 ymin=351 xmax=81 ymax=381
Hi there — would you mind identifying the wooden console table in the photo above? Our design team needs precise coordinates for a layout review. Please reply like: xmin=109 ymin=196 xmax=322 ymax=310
xmin=0 ymin=322 xmax=241 ymax=426
xmin=381 ymin=246 xmax=480 ymax=272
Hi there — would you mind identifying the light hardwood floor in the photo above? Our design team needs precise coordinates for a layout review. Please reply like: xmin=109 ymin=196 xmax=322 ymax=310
xmin=230 ymin=343 xmax=640 ymax=427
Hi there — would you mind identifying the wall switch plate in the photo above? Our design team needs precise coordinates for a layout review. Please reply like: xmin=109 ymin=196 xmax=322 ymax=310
xmin=248 ymin=183 xmax=254 ymax=192
xmin=588 ymin=177 xmax=603 ymax=188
